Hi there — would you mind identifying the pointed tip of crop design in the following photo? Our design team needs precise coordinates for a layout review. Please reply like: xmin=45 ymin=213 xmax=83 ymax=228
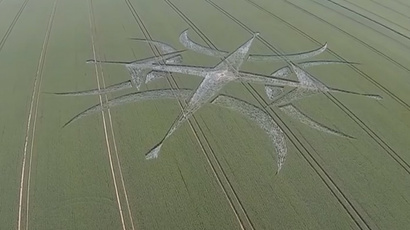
xmin=366 ymin=94 xmax=383 ymax=100
xmin=145 ymin=143 xmax=163 ymax=160
xmin=128 ymin=37 xmax=144 ymax=41
xmin=86 ymin=59 xmax=97 ymax=64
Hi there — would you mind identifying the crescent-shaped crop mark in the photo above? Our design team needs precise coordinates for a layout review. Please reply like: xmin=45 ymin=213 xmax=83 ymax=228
xmin=180 ymin=29 xmax=330 ymax=63
xmin=63 ymin=89 xmax=192 ymax=127
xmin=212 ymin=94 xmax=287 ymax=173
xmin=57 ymin=31 xmax=384 ymax=174
xmin=179 ymin=29 xmax=228 ymax=57
xmin=271 ymin=60 xmax=358 ymax=77
xmin=279 ymin=104 xmax=354 ymax=139
xmin=53 ymin=80 xmax=133 ymax=96
xmin=248 ymin=43 xmax=328 ymax=62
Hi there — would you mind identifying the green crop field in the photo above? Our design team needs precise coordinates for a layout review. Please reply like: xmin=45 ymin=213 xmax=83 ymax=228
xmin=1 ymin=0 xmax=410 ymax=229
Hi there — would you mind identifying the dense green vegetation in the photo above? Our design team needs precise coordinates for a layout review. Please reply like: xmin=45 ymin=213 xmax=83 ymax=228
xmin=0 ymin=0 xmax=409 ymax=229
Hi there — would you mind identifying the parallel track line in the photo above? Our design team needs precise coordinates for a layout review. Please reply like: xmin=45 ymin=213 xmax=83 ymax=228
xmin=23 ymin=1 xmax=58 ymax=229
xmin=88 ymin=1 xmax=127 ymax=229
xmin=257 ymin=0 xmax=410 ymax=111
xmin=285 ymin=0 xmax=410 ymax=73
xmin=366 ymin=0 xmax=410 ymax=20
xmin=89 ymin=2 xmax=137 ymax=228
xmin=391 ymin=0 xmax=410 ymax=8
xmin=0 ymin=0 xmax=30 ymax=53
xmin=325 ymin=0 xmax=410 ymax=41
xmin=307 ymin=0 xmax=410 ymax=50
xmin=17 ymin=1 xmax=56 ymax=229
xmin=339 ymin=0 xmax=410 ymax=32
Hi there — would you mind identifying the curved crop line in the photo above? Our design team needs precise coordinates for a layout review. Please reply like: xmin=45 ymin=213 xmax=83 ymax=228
xmin=329 ymin=87 xmax=383 ymax=100
xmin=299 ymin=60 xmax=359 ymax=68
xmin=248 ymin=43 xmax=328 ymax=62
xmin=64 ymin=89 xmax=192 ymax=127
xmin=86 ymin=50 xmax=185 ymax=66
xmin=132 ymin=50 xmax=186 ymax=65
xmin=290 ymin=62 xmax=328 ymax=89
xmin=289 ymin=62 xmax=382 ymax=100
xmin=180 ymin=29 xmax=328 ymax=63
xmin=267 ymin=60 xmax=357 ymax=99
xmin=179 ymin=29 xmax=228 ymax=57
xmin=53 ymin=81 xmax=133 ymax=96
xmin=272 ymin=88 xmax=319 ymax=107
xmin=279 ymin=104 xmax=354 ymax=139
xmin=271 ymin=60 xmax=358 ymax=77
xmin=130 ymin=39 xmax=183 ymax=65
xmin=212 ymin=94 xmax=287 ymax=173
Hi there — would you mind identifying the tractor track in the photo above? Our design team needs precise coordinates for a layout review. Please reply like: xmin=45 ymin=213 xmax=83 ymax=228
xmin=17 ymin=1 xmax=57 ymax=229
xmin=167 ymin=0 xmax=371 ymax=229
xmin=324 ymin=0 xmax=410 ymax=41
xmin=327 ymin=95 xmax=410 ymax=174
xmin=282 ymin=0 xmax=410 ymax=74
xmin=391 ymin=0 xmax=410 ymax=8
xmin=89 ymin=1 xmax=137 ymax=229
xmin=308 ymin=0 xmax=410 ymax=50
xmin=0 ymin=0 xmax=30 ymax=53
xmin=366 ymin=0 xmax=410 ymax=20
xmin=124 ymin=0 xmax=251 ymax=229
xmin=242 ymin=0 xmax=410 ymax=174
xmin=88 ymin=1 xmax=128 ymax=229
xmin=338 ymin=0 xmax=410 ymax=33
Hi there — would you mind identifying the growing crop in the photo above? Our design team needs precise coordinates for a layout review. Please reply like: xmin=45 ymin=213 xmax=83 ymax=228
xmin=57 ymin=29 xmax=381 ymax=172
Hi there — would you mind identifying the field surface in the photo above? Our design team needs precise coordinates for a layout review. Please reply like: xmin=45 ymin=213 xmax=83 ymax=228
xmin=0 ymin=0 xmax=409 ymax=229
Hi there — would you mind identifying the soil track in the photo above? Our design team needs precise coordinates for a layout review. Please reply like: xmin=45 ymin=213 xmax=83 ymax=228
xmin=0 ymin=0 xmax=30 ymax=54
xmin=325 ymin=0 xmax=410 ymax=41
xmin=17 ymin=1 xmax=57 ymax=229
xmin=90 ymin=1 xmax=137 ymax=228
xmin=88 ymin=1 xmax=127 ymax=229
